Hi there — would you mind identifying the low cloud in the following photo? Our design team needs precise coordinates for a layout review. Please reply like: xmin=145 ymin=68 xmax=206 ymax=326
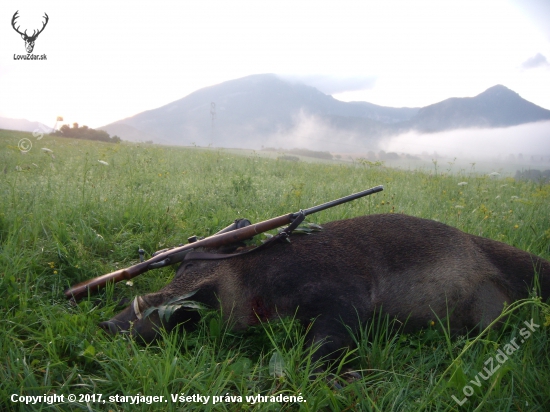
xmin=278 ymin=74 xmax=377 ymax=95
xmin=521 ymin=53 xmax=549 ymax=69
xmin=380 ymin=121 xmax=550 ymax=161
xmin=261 ymin=110 xmax=378 ymax=152
xmin=256 ymin=114 xmax=550 ymax=164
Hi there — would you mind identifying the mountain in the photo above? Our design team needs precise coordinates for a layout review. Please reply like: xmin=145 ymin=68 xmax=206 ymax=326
xmin=98 ymin=123 xmax=161 ymax=144
xmin=100 ymin=74 xmax=418 ymax=147
xmin=100 ymin=75 xmax=550 ymax=149
xmin=0 ymin=116 xmax=54 ymax=134
xmin=407 ymin=85 xmax=550 ymax=132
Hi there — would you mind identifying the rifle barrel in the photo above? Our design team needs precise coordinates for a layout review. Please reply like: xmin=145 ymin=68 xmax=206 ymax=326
xmin=298 ymin=185 xmax=384 ymax=217
xmin=65 ymin=185 xmax=383 ymax=300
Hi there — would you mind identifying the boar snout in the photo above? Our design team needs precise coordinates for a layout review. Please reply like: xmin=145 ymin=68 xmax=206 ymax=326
xmin=99 ymin=320 xmax=123 ymax=335
xmin=99 ymin=303 xmax=137 ymax=335
xmin=99 ymin=296 xmax=162 ymax=343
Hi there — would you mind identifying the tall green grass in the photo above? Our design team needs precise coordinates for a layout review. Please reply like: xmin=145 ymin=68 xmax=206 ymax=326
xmin=1 ymin=130 xmax=549 ymax=411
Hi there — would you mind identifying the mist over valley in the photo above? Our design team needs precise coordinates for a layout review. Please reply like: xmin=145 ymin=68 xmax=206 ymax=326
xmin=95 ymin=74 xmax=550 ymax=172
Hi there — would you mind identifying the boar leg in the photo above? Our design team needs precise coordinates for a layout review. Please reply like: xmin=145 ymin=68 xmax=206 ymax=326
xmin=305 ymin=317 xmax=356 ymax=369
xmin=471 ymin=281 xmax=512 ymax=331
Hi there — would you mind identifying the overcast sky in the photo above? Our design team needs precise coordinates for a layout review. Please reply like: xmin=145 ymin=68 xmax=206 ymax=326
xmin=1 ymin=0 xmax=549 ymax=129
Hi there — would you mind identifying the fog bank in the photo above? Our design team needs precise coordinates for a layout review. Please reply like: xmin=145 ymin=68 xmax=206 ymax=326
xmin=380 ymin=121 xmax=550 ymax=161
xmin=260 ymin=110 xmax=379 ymax=152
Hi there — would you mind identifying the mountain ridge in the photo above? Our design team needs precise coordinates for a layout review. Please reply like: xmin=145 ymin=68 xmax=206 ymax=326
xmin=100 ymin=74 xmax=421 ymax=146
xmin=408 ymin=84 xmax=550 ymax=132
xmin=100 ymin=75 xmax=550 ymax=148
xmin=4 ymin=75 xmax=549 ymax=150
xmin=0 ymin=116 xmax=53 ymax=135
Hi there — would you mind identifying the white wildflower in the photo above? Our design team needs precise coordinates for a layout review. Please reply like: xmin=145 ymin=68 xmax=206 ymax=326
xmin=455 ymin=205 xmax=464 ymax=209
xmin=458 ymin=182 xmax=468 ymax=186
xmin=98 ymin=160 xmax=109 ymax=166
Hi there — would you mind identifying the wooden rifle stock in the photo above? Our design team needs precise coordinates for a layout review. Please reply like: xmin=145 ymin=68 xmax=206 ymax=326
xmin=64 ymin=185 xmax=383 ymax=300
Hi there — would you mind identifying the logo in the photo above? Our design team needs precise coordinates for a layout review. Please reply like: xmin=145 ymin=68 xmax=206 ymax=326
xmin=11 ymin=10 xmax=49 ymax=54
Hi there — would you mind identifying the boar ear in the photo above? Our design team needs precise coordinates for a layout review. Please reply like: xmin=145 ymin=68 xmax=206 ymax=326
xmin=142 ymin=290 xmax=203 ymax=323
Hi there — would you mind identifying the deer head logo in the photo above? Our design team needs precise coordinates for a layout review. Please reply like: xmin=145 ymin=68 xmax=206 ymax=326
xmin=12 ymin=11 xmax=49 ymax=54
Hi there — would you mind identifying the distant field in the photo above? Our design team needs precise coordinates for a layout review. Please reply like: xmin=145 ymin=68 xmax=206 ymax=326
xmin=1 ymin=129 xmax=549 ymax=411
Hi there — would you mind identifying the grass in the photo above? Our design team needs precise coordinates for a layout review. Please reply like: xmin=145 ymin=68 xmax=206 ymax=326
xmin=1 ymin=129 xmax=549 ymax=411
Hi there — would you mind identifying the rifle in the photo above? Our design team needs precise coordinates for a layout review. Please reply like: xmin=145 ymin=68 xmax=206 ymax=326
xmin=64 ymin=185 xmax=383 ymax=300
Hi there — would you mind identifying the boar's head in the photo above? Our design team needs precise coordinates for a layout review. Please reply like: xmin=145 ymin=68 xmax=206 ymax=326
xmin=100 ymin=257 xmax=224 ymax=343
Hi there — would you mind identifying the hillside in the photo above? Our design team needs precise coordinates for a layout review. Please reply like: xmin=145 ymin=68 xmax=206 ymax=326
xmin=0 ymin=116 xmax=53 ymax=134
xmin=2 ymin=129 xmax=549 ymax=411
xmin=98 ymin=76 xmax=550 ymax=148
xmin=408 ymin=85 xmax=550 ymax=132
xmin=100 ymin=74 xmax=418 ymax=147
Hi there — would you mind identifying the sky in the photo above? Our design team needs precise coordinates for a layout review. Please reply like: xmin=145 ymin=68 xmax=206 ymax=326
xmin=1 ymin=0 xmax=550 ymax=130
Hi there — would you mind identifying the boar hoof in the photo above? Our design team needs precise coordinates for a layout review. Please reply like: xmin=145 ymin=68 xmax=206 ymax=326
xmin=342 ymin=370 xmax=362 ymax=382
xmin=328 ymin=371 xmax=362 ymax=389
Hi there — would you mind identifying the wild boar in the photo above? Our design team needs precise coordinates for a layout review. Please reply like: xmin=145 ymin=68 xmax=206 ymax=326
xmin=100 ymin=213 xmax=550 ymax=365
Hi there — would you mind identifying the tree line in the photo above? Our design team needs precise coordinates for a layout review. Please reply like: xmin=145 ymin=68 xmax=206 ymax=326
xmin=262 ymin=147 xmax=333 ymax=160
xmin=52 ymin=123 xmax=121 ymax=143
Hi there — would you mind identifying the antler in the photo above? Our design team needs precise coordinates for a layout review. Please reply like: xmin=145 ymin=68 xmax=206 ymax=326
xmin=11 ymin=11 xmax=26 ymax=37
xmin=11 ymin=11 xmax=49 ymax=40
xmin=32 ymin=13 xmax=49 ymax=39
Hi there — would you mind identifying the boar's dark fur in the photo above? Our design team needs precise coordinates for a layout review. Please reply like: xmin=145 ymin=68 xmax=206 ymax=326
xmin=100 ymin=214 xmax=550 ymax=366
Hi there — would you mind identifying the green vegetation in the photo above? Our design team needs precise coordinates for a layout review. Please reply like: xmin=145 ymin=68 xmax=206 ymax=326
xmin=1 ymin=129 xmax=549 ymax=411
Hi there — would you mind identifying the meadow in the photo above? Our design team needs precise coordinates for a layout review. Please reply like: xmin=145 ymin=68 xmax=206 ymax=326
xmin=1 ymin=129 xmax=549 ymax=411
